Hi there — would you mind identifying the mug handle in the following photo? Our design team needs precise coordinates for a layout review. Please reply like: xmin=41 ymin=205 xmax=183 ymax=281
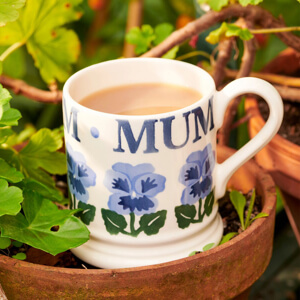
xmin=214 ymin=77 xmax=283 ymax=199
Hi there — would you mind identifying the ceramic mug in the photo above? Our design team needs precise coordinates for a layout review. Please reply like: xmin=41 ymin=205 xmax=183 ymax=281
xmin=63 ymin=58 xmax=283 ymax=269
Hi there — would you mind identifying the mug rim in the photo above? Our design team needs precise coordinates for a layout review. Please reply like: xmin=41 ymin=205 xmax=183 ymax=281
xmin=63 ymin=58 xmax=216 ymax=120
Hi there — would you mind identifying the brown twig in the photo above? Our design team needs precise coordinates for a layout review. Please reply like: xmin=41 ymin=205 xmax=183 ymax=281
xmin=212 ymin=38 xmax=235 ymax=88
xmin=123 ymin=0 xmax=144 ymax=58
xmin=273 ymin=85 xmax=300 ymax=103
xmin=0 ymin=75 xmax=62 ymax=103
xmin=218 ymin=19 xmax=257 ymax=146
xmin=142 ymin=4 xmax=300 ymax=58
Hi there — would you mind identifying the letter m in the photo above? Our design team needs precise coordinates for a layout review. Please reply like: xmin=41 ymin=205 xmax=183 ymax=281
xmin=63 ymin=99 xmax=80 ymax=142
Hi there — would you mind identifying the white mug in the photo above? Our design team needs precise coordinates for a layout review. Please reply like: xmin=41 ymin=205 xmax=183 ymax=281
xmin=63 ymin=58 xmax=283 ymax=268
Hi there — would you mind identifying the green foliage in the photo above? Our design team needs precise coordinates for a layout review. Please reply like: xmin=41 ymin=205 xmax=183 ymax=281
xmin=0 ymin=190 xmax=89 ymax=256
xmin=126 ymin=23 xmax=179 ymax=58
xmin=0 ymin=85 xmax=89 ymax=256
xmin=206 ymin=22 xmax=253 ymax=44
xmin=219 ymin=232 xmax=238 ymax=245
xmin=0 ymin=0 xmax=26 ymax=27
xmin=0 ymin=0 xmax=83 ymax=84
xmin=12 ymin=252 xmax=26 ymax=260
xmin=0 ymin=237 xmax=11 ymax=249
xmin=197 ymin=0 xmax=264 ymax=11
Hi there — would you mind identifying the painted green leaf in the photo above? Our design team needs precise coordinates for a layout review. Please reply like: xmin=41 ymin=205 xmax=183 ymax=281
xmin=153 ymin=23 xmax=174 ymax=45
xmin=101 ymin=209 xmax=128 ymax=235
xmin=0 ymin=158 xmax=23 ymax=183
xmin=197 ymin=0 xmax=229 ymax=11
xmin=126 ymin=25 xmax=155 ymax=55
xmin=0 ymin=237 xmax=11 ymax=249
xmin=175 ymin=204 xmax=196 ymax=229
xmin=0 ymin=0 xmax=83 ymax=84
xmin=18 ymin=128 xmax=67 ymax=185
xmin=230 ymin=190 xmax=246 ymax=230
xmin=0 ymin=179 xmax=23 ymax=217
xmin=77 ymin=201 xmax=96 ymax=226
xmin=219 ymin=232 xmax=238 ymax=245
xmin=0 ymin=190 xmax=90 ymax=255
xmin=204 ymin=190 xmax=214 ymax=217
xmin=203 ymin=243 xmax=215 ymax=251
xmin=239 ymin=0 xmax=264 ymax=6
xmin=0 ymin=0 xmax=26 ymax=27
xmin=139 ymin=210 xmax=167 ymax=236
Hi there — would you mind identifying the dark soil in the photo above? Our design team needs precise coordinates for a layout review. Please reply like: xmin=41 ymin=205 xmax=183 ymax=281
xmin=2 ymin=190 xmax=262 ymax=269
xmin=259 ymin=99 xmax=300 ymax=146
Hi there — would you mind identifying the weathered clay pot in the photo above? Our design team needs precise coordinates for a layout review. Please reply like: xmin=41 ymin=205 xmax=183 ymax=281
xmin=245 ymin=97 xmax=300 ymax=200
xmin=0 ymin=146 xmax=276 ymax=300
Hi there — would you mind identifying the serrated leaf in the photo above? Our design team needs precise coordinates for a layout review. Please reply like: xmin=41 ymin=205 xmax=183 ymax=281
xmin=0 ymin=0 xmax=26 ymax=27
xmin=154 ymin=23 xmax=174 ymax=45
xmin=101 ymin=208 xmax=127 ymax=235
xmin=0 ymin=0 xmax=83 ymax=84
xmin=0 ymin=84 xmax=11 ymax=106
xmin=0 ymin=158 xmax=23 ymax=183
xmin=0 ymin=179 xmax=23 ymax=217
xmin=139 ymin=210 xmax=167 ymax=236
xmin=175 ymin=204 xmax=196 ymax=229
xmin=239 ymin=0 xmax=264 ymax=6
xmin=230 ymin=190 xmax=246 ymax=230
xmin=19 ymin=128 xmax=67 ymax=176
xmin=0 ymin=190 xmax=90 ymax=255
xmin=206 ymin=22 xmax=253 ymax=44
xmin=126 ymin=25 xmax=155 ymax=55
xmin=0 ymin=105 xmax=21 ymax=126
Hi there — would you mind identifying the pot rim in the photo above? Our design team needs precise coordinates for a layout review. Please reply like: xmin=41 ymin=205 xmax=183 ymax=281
xmin=0 ymin=146 xmax=277 ymax=276
xmin=245 ymin=97 xmax=300 ymax=160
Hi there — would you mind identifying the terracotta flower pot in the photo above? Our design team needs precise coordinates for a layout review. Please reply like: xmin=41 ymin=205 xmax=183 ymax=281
xmin=0 ymin=146 xmax=276 ymax=300
xmin=245 ymin=97 xmax=300 ymax=200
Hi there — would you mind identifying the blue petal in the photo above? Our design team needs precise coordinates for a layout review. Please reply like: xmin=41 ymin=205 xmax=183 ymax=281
xmin=118 ymin=195 xmax=155 ymax=213
xmin=68 ymin=172 xmax=89 ymax=203
xmin=133 ymin=173 xmax=166 ymax=197
xmin=178 ymin=162 xmax=201 ymax=186
xmin=180 ymin=186 xmax=199 ymax=205
xmin=104 ymin=170 xmax=132 ymax=194
xmin=202 ymin=151 xmax=215 ymax=177
xmin=108 ymin=193 xmax=131 ymax=215
xmin=186 ymin=144 xmax=213 ymax=165
xmin=199 ymin=176 xmax=213 ymax=198
xmin=76 ymin=163 xmax=96 ymax=188
xmin=112 ymin=163 xmax=154 ymax=182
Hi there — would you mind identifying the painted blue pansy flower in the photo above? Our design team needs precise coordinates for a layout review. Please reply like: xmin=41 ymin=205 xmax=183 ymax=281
xmin=179 ymin=144 xmax=215 ymax=205
xmin=104 ymin=163 xmax=166 ymax=216
xmin=66 ymin=144 xmax=96 ymax=203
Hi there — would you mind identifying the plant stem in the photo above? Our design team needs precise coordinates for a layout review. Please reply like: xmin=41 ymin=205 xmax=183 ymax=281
xmin=250 ymin=26 xmax=300 ymax=35
xmin=176 ymin=50 xmax=211 ymax=61
xmin=0 ymin=41 xmax=25 ymax=62
xmin=245 ymin=189 xmax=256 ymax=229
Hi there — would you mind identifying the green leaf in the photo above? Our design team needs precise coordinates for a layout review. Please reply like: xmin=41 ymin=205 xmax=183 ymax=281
xmin=204 ymin=190 xmax=214 ymax=217
xmin=139 ymin=210 xmax=167 ymax=236
xmin=197 ymin=0 xmax=229 ymax=11
xmin=0 ymin=0 xmax=83 ymax=84
xmin=77 ymin=201 xmax=96 ymax=226
xmin=101 ymin=209 xmax=128 ymax=235
xmin=175 ymin=204 xmax=196 ymax=229
xmin=250 ymin=212 xmax=269 ymax=223
xmin=126 ymin=25 xmax=155 ymax=55
xmin=206 ymin=22 xmax=253 ymax=44
xmin=12 ymin=240 xmax=23 ymax=247
xmin=0 ymin=190 xmax=90 ymax=255
xmin=0 ymin=84 xmax=11 ymax=106
xmin=239 ymin=0 xmax=264 ymax=6
xmin=230 ymin=190 xmax=246 ymax=230
xmin=0 ymin=128 xmax=14 ymax=144
xmin=203 ymin=243 xmax=215 ymax=251
xmin=0 ymin=105 xmax=21 ymax=126
xmin=0 ymin=179 xmax=23 ymax=216
xmin=162 ymin=45 xmax=179 ymax=59
xmin=0 ymin=0 xmax=26 ymax=27
xmin=189 ymin=251 xmax=197 ymax=256
xmin=153 ymin=23 xmax=174 ymax=45
xmin=244 ymin=189 xmax=256 ymax=229
xmin=219 ymin=232 xmax=238 ymax=245
xmin=19 ymin=128 xmax=67 ymax=183
xmin=12 ymin=252 xmax=26 ymax=260
xmin=0 ymin=158 xmax=24 ymax=183
xmin=0 ymin=237 xmax=11 ymax=249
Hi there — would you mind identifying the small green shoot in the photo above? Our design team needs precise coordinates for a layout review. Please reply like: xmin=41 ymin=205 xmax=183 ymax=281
xmin=219 ymin=232 xmax=238 ymax=245
xmin=12 ymin=252 xmax=26 ymax=260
